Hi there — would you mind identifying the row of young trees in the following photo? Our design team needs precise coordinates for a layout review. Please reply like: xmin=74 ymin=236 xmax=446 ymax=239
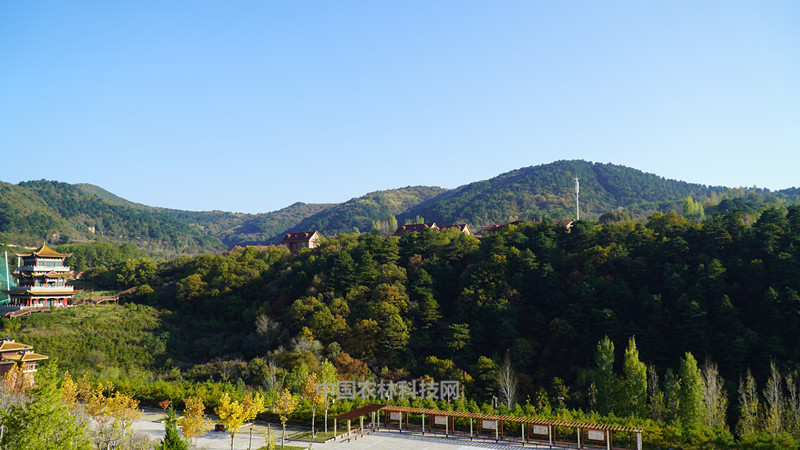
xmin=591 ymin=336 xmax=800 ymax=446
xmin=0 ymin=360 xmax=331 ymax=450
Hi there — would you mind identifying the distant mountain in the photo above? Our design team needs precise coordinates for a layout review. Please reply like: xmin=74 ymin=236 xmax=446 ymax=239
xmin=3 ymin=161 xmax=798 ymax=254
xmin=284 ymin=186 xmax=449 ymax=238
xmin=212 ymin=202 xmax=335 ymax=246
xmin=399 ymin=160 xmax=732 ymax=227
xmin=1 ymin=180 xmax=224 ymax=254
xmin=75 ymin=183 xmax=148 ymax=210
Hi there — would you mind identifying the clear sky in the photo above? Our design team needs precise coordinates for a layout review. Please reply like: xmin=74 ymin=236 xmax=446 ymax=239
xmin=2 ymin=2 xmax=799 ymax=214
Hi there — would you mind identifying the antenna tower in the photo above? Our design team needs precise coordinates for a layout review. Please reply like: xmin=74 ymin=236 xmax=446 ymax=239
xmin=575 ymin=177 xmax=580 ymax=220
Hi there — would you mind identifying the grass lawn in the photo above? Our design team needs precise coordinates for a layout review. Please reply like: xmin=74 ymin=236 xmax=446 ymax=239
xmin=290 ymin=430 xmax=338 ymax=442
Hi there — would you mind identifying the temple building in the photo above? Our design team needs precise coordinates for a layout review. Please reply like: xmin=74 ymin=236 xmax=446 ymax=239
xmin=1 ymin=243 xmax=74 ymax=309
xmin=0 ymin=340 xmax=48 ymax=388
xmin=280 ymin=231 xmax=322 ymax=253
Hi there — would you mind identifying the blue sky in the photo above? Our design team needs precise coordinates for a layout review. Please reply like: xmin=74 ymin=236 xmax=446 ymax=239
xmin=1 ymin=2 xmax=799 ymax=214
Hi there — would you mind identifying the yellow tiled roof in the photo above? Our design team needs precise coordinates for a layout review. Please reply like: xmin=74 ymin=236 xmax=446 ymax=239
xmin=0 ymin=341 xmax=32 ymax=352
xmin=20 ymin=352 xmax=48 ymax=362
xmin=15 ymin=243 xmax=71 ymax=258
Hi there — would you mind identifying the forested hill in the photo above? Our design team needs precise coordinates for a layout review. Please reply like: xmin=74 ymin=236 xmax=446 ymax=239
xmin=399 ymin=160 xmax=734 ymax=227
xmin=70 ymin=206 xmax=800 ymax=440
xmin=4 ymin=161 xmax=800 ymax=253
xmin=284 ymin=186 xmax=449 ymax=238
xmin=74 ymin=184 xmax=334 ymax=246
xmin=0 ymin=180 xmax=223 ymax=254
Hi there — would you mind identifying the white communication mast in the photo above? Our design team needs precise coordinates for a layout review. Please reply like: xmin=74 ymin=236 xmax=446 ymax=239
xmin=575 ymin=177 xmax=580 ymax=220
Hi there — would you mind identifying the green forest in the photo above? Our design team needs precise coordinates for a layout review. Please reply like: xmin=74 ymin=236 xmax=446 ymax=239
xmin=5 ymin=199 xmax=800 ymax=447
xmin=4 ymin=160 xmax=800 ymax=256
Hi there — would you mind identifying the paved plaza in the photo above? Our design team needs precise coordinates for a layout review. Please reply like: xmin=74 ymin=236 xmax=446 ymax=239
xmin=133 ymin=408 xmax=576 ymax=449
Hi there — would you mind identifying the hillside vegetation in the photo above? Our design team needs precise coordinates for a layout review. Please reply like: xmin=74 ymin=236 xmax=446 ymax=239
xmin=0 ymin=181 xmax=223 ymax=254
xmin=63 ymin=206 xmax=800 ymax=398
xmin=3 ymin=161 xmax=800 ymax=254
xmin=7 ymin=202 xmax=800 ymax=447
xmin=400 ymin=160 xmax=737 ymax=226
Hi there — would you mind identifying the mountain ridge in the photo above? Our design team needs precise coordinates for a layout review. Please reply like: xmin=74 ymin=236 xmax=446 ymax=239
xmin=2 ymin=160 xmax=798 ymax=253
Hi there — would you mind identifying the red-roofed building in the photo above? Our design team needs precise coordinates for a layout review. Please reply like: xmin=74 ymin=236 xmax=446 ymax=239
xmin=2 ymin=243 xmax=73 ymax=309
xmin=392 ymin=223 xmax=439 ymax=236
xmin=280 ymin=231 xmax=322 ymax=253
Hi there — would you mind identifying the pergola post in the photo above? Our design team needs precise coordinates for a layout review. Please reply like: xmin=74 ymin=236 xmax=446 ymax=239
xmin=445 ymin=416 xmax=449 ymax=436
xmin=347 ymin=419 xmax=351 ymax=436
xmin=577 ymin=427 xmax=581 ymax=448
xmin=377 ymin=410 xmax=380 ymax=428
xmin=422 ymin=413 xmax=425 ymax=433
xmin=637 ymin=431 xmax=642 ymax=450
xmin=334 ymin=418 xmax=337 ymax=437
xmin=360 ymin=416 xmax=363 ymax=433
xmin=399 ymin=413 xmax=402 ymax=432
xmin=606 ymin=430 xmax=611 ymax=450
xmin=470 ymin=418 xmax=473 ymax=437
xmin=495 ymin=423 xmax=498 ymax=441
xmin=522 ymin=423 xmax=525 ymax=441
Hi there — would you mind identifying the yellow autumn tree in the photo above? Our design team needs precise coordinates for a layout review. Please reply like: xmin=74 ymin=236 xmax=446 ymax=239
xmin=215 ymin=392 xmax=248 ymax=450
xmin=82 ymin=381 xmax=141 ymax=449
xmin=301 ymin=373 xmax=325 ymax=437
xmin=273 ymin=389 xmax=298 ymax=448
xmin=60 ymin=371 xmax=79 ymax=413
xmin=243 ymin=392 xmax=266 ymax=450
xmin=178 ymin=396 xmax=211 ymax=445
xmin=3 ymin=364 xmax=29 ymax=396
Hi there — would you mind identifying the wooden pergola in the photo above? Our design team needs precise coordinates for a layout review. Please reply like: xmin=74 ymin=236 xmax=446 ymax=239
xmin=333 ymin=404 xmax=643 ymax=449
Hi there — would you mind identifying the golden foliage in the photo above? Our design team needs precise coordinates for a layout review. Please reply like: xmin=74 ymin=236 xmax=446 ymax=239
xmin=273 ymin=389 xmax=297 ymax=424
xmin=178 ymin=396 xmax=211 ymax=441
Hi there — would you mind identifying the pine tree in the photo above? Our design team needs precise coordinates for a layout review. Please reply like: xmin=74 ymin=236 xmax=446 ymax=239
xmin=155 ymin=407 xmax=188 ymax=450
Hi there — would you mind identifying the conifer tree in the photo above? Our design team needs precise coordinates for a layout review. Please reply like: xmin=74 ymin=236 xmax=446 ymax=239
xmin=594 ymin=336 xmax=616 ymax=415
xmin=621 ymin=337 xmax=647 ymax=417
xmin=677 ymin=352 xmax=704 ymax=427
xmin=155 ymin=407 xmax=188 ymax=450
xmin=663 ymin=368 xmax=681 ymax=424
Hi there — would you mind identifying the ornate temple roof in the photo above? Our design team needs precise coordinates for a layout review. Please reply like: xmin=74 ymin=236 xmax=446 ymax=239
xmin=15 ymin=243 xmax=71 ymax=258
xmin=0 ymin=341 xmax=32 ymax=353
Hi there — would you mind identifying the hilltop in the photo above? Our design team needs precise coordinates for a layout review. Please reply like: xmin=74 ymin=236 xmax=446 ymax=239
xmin=1 ymin=160 xmax=798 ymax=253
